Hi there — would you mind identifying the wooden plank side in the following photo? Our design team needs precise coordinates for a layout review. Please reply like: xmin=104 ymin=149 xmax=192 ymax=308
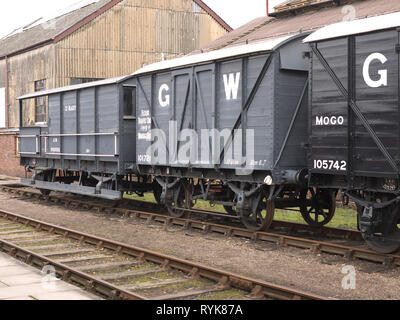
xmin=7 ymin=45 xmax=56 ymax=127
xmin=55 ymin=0 xmax=228 ymax=80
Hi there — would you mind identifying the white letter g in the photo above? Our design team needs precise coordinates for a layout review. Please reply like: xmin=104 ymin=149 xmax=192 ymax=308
xmin=363 ymin=53 xmax=388 ymax=88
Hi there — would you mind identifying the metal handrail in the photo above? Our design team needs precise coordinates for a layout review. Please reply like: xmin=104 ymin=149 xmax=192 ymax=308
xmin=18 ymin=132 xmax=119 ymax=157
xmin=43 ymin=132 xmax=117 ymax=137
xmin=19 ymin=132 xmax=117 ymax=138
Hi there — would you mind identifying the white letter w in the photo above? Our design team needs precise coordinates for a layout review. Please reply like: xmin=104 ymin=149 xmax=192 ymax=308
xmin=223 ymin=72 xmax=241 ymax=100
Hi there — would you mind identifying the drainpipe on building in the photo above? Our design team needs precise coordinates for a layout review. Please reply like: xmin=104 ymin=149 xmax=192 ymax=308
xmin=5 ymin=56 xmax=9 ymax=129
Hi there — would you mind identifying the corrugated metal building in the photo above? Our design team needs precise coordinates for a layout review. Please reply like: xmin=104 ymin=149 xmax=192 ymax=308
xmin=0 ymin=0 xmax=231 ymax=129
xmin=0 ymin=0 xmax=231 ymax=176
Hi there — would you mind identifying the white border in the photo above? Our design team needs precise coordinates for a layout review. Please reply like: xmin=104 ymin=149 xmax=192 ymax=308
xmin=304 ymin=11 xmax=400 ymax=43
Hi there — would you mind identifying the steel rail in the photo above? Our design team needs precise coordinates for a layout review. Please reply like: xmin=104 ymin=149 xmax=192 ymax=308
xmin=0 ymin=209 xmax=326 ymax=300
xmin=2 ymin=185 xmax=397 ymax=266
xmin=0 ymin=238 xmax=146 ymax=300
xmin=0 ymin=185 xmax=362 ymax=241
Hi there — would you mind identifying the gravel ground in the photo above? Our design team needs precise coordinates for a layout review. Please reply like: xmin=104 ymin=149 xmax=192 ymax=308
xmin=0 ymin=189 xmax=400 ymax=300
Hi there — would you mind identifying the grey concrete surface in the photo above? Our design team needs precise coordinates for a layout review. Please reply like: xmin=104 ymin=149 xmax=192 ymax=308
xmin=0 ymin=252 xmax=101 ymax=300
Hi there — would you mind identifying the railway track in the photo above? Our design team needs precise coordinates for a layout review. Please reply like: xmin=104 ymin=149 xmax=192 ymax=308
xmin=0 ymin=209 xmax=325 ymax=300
xmin=0 ymin=184 xmax=361 ymax=241
xmin=1 ymin=184 xmax=400 ymax=268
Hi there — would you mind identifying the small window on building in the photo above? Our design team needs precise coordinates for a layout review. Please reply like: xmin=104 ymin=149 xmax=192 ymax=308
xmin=0 ymin=88 xmax=5 ymax=128
xmin=70 ymin=78 xmax=103 ymax=85
xmin=34 ymin=79 xmax=47 ymax=124
xmin=123 ymin=87 xmax=136 ymax=118
xmin=193 ymin=3 xmax=201 ymax=13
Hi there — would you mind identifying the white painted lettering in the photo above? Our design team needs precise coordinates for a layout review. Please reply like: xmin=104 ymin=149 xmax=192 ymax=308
xmin=363 ymin=53 xmax=388 ymax=88
xmin=158 ymin=84 xmax=170 ymax=107
xmin=223 ymin=72 xmax=241 ymax=100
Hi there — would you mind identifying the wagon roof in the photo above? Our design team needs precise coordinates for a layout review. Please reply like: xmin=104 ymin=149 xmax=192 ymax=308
xmin=18 ymin=33 xmax=304 ymax=100
xmin=18 ymin=76 xmax=129 ymax=100
xmin=304 ymin=11 xmax=400 ymax=43
xmin=194 ymin=0 xmax=400 ymax=55
xmin=132 ymin=34 xmax=301 ymax=76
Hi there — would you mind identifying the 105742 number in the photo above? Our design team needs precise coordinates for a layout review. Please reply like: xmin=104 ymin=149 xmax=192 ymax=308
xmin=314 ymin=159 xmax=347 ymax=171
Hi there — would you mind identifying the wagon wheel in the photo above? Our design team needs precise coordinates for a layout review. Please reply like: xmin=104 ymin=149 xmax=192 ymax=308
xmin=223 ymin=205 xmax=237 ymax=216
xmin=81 ymin=176 xmax=98 ymax=187
xmin=36 ymin=171 xmax=55 ymax=196
xmin=357 ymin=204 xmax=400 ymax=254
xmin=40 ymin=190 xmax=51 ymax=196
xmin=152 ymin=181 xmax=163 ymax=206
xmin=166 ymin=181 xmax=193 ymax=218
xmin=240 ymin=194 xmax=275 ymax=231
xmin=300 ymin=188 xmax=336 ymax=227
xmin=362 ymin=224 xmax=400 ymax=254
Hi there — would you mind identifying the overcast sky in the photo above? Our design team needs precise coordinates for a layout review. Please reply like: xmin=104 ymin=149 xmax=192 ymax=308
xmin=0 ymin=0 xmax=286 ymax=39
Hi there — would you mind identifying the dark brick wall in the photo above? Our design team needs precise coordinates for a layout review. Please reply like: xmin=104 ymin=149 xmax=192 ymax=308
xmin=0 ymin=132 xmax=25 ymax=178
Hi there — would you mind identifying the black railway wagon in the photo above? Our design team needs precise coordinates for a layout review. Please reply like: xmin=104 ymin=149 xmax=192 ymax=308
xmin=18 ymin=77 xmax=153 ymax=200
xmin=305 ymin=12 xmax=400 ymax=252
xmin=133 ymin=33 xmax=334 ymax=230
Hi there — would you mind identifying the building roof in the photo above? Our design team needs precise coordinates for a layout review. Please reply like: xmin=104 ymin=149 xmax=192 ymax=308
xmin=193 ymin=0 xmax=400 ymax=54
xmin=0 ymin=0 xmax=232 ymax=60
xmin=304 ymin=11 xmax=400 ymax=43
xmin=273 ymin=0 xmax=328 ymax=14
